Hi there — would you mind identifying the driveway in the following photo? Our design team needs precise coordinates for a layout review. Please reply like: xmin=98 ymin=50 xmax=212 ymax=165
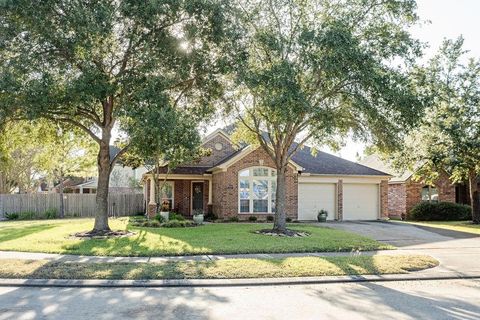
xmin=323 ymin=220 xmax=480 ymax=276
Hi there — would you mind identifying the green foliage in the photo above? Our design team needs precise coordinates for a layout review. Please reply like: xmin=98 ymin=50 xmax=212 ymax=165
xmin=266 ymin=215 xmax=274 ymax=222
xmin=204 ymin=212 xmax=218 ymax=221
xmin=4 ymin=212 xmax=19 ymax=220
xmin=154 ymin=214 xmax=166 ymax=224
xmin=18 ymin=211 xmax=36 ymax=220
xmin=44 ymin=208 xmax=58 ymax=220
xmin=286 ymin=217 xmax=292 ymax=223
xmin=248 ymin=216 xmax=257 ymax=222
xmin=149 ymin=220 xmax=162 ymax=228
xmin=228 ymin=216 xmax=239 ymax=222
xmin=169 ymin=213 xmax=185 ymax=221
xmin=408 ymin=202 xmax=471 ymax=221
xmin=161 ymin=220 xmax=197 ymax=228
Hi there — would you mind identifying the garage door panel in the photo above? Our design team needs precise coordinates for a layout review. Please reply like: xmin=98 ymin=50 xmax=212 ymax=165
xmin=343 ymin=184 xmax=378 ymax=220
xmin=298 ymin=183 xmax=336 ymax=220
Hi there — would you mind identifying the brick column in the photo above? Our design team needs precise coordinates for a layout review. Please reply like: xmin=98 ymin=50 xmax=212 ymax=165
xmin=337 ymin=179 xmax=343 ymax=221
xmin=147 ymin=177 xmax=157 ymax=218
xmin=380 ymin=180 xmax=389 ymax=220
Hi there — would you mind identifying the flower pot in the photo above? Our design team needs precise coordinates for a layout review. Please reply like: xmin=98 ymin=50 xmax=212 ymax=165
xmin=193 ymin=214 xmax=204 ymax=224
xmin=160 ymin=211 xmax=169 ymax=222
xmin=317 ymin=214 xmax=327 ymax=222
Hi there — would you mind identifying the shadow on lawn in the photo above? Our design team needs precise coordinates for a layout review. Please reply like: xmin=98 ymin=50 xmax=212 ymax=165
xmin=0 ymin=224 xmax=56 ymax=243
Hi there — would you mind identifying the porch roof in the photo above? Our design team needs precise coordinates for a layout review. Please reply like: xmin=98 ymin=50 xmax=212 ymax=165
xmin=146 ymin=166 xmax=211 ymax=175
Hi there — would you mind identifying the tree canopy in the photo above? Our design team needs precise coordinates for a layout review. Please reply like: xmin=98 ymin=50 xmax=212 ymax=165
xmin=225 ymin=0 xmax=424 ymax=232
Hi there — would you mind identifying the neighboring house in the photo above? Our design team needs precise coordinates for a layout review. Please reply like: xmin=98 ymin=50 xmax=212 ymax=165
xmin=142 ymin=129 xmax=391 ymax=221
xmin=359 ymin=154 xmax=473 ymax=219
xmin=53 ymin=146 xmax=147 ymax=194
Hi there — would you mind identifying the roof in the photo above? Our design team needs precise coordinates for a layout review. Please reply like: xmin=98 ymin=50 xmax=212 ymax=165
xmin=291 ymin=144 xmax=390 ymax=176
xmin=358 ymin=154 xmax=412 ymax=182
xmin=147 ymin=166 xmax=211 ymax=175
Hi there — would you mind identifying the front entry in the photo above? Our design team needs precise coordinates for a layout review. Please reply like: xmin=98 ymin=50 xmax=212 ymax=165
xmin=192 ymin=182 xmax=204 ymax=213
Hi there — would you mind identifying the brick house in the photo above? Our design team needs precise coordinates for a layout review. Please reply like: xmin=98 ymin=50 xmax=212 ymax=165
xmin=143 ymin=129 xmax=391 ymax=221
xmin=359 ymin=154 xmax=472 ymax=219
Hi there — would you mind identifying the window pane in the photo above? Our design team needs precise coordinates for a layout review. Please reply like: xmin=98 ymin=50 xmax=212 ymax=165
xmin=253 ymin=168 xmax=269 ymax=176
xmin=253 ymin=180 xmax=269 ymax=199
xmin=271 ymin=170 xmax=276 ymax=176
xmin=271 ymin=180 xmax=276 ymax=213
xmin=253 ymin=199 xmax=268 ymax=212
xmin=430 ymin=187 xmax=439 ymax=201
xmin=239 ymin=179 xmax=250 ymax=199
xmin=239 ymin=169 xmax=249 ymax=177
xmin=421 ymin=186 xmax=430 ymax=201
xmin=161 ymin=183 xmax=173 ymax=199
xmin=240 ymin=199 xmax=250 ymax=212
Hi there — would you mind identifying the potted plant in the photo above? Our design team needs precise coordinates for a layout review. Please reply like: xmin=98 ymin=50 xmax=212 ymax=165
xmin=317 ymin=209 xmax=328 ymax=222
xmin=159 ymin=200 xmax=170 ymax=221
xmin=192 ymin=209 xmax=204 ymax=224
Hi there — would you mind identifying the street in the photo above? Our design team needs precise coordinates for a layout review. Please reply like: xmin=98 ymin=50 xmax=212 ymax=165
xmin=1 ymin=279 xmax=479 ymax=320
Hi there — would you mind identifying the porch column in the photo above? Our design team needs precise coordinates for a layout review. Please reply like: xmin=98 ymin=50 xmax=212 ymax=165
xmin=149 ymin=177 xmax=156 ymax=204
xmin=208 ymin=178 xmax=212 ymax=205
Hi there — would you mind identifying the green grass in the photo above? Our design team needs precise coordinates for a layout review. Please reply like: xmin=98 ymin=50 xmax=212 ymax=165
xmin=0 ymin=218 xmax=392 ymax=256
xmin=0 ymin=255 xmax=437 ymax=279
xmin=404 ymin=221 xmax=480 ymax=235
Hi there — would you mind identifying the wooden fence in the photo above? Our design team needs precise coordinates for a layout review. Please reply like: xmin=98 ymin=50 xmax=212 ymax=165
xmin=0 ymin=193 xmax=145 ymax=219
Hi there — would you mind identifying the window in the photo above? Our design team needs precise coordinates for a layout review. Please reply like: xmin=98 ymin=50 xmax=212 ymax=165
xmin=421 ymin=185 xmax=438 ymax=202
xmin=238 ymin=167 xmax=277 ymax=213
xmin=160 ymin=181 xmax=174 ymax=210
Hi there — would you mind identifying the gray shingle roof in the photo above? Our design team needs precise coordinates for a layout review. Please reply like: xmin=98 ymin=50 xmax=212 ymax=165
xmin=291 ymin=144 xmax=390 ymax=176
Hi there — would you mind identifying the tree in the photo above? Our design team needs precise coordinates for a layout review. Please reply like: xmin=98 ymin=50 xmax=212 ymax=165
xmin=122 ymin=103 xmax=209 ymax=216
xmin=36 ymin=126 xmax=96 ymax=218
xmin=225 ymin=0 xmax=423 ymax=232
xmin=391 ymin=38 xmax=480 ymax=223
xmin=0 ymin=0 xmax=234 ymax=233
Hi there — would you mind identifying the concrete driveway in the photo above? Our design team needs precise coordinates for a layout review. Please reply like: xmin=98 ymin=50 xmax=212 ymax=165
xmin=322 ymin=220 xmax=480 ymax=276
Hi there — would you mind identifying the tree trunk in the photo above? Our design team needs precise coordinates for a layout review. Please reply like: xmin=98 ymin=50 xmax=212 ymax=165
xmin=273 ymin=165 xmax=287 ymax=233
xmin=92 ymin=139 xmax=112 ymax=232
xmin=468 ymin=172 xmax=480 ymax=224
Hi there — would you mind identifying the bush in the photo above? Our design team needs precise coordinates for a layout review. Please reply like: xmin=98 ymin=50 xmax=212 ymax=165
xmin=248 ymin=216 xmax=257 ymax=222
xmin=149 ymin=220 xmax=161 ymax=228
xmin=286 ymin=217 xmax=292 ymax=222
xmin=44 ymin=208 xmax=57 ymax=219
xmin=5 ymin=212 xmax=19 ymax=220
xmin=228 ymin=216 xmax=239 ymax=222
xmin=408 ymin=201 xmax=471 ymax=221
xmin=169 ymin=213 xmax=185 ymax=221
xmin=161 ymin=220 xmax=196 ymax=228
xmin=205 ymin=212 xmax=218 ymax=221
xmin=142 ymin=221 xmax=151 ymax=227
xmin=154 ymin=214 xmax=166 ymax=223
xmin=266 ymin=215 xmax=274 ymax=222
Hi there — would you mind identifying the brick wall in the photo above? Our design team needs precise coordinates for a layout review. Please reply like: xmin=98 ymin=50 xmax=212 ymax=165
xmin=190 ymin=135 xmax=237 ymax=167
xmin=380 ymin=180 xmax=389 ymax=219
xmin=174 ymin=179 xmax=210 ymax=216
xmin=388 ymin=183 xmax=406 ymax=218
xmin=212 ymin=147 xmax=298 ymax=220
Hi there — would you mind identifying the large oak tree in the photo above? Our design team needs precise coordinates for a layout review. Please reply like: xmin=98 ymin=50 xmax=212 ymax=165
xmin=0 ymin=0 xmax=235 ymax=232
xmin=226 ymin=0 xmax=423 ymax=232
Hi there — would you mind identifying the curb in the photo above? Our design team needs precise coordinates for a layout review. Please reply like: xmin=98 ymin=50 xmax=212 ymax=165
xmin=1 ymin=273 xmax=479 ymax=288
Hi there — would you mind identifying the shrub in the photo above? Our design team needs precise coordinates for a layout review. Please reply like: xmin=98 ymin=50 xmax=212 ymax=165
xmin=266 ymin=215 xmax=274 ymax=222
xmin=408 ymin=201 xmax=471 ymax=221
xmin=161 ymin=220 xmax=196 ymax=228
xmin=149 ymin=220 xmax=161 ymax=228
xmin=169 ymin=213 xmax=185 ymax=221
xmin=248 ymin=216 xmax=257 ymax=222
xmin=229 ymin=216 xmax=239 ymax=222
xmin=18 ymin=211 xmax=35 ymax=220
xmin=154 ymin=214 xmax=166 ymax=223
xmin=44 ymin=208 xmax=57 ymax=219
xmin=286 ymin=217 xmax=292 ymax=222
xmin=5 ymin=212 xmax=19 ymax=220
xmin=142 ymin=221 xmax=151 ymax=227
xmin=205 ymin=212 xmax=218 ymax=221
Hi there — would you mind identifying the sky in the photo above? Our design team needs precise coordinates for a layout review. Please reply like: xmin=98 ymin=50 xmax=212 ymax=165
xmin=206 ymin=0 xmax=480 ymax=161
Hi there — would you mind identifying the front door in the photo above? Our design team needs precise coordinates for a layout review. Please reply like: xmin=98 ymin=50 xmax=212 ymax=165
xmin=192 ymin=182 xmax=204 ymax=213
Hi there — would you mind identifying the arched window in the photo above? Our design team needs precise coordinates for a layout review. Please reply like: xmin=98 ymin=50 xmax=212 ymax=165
xmin=421 ymin=185 xmax=438 ymax=202
xmin=239 ymin=167 xmax=277 ymax=213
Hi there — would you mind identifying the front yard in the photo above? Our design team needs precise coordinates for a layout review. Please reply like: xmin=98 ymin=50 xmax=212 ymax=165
xmin=0 ymin=218 xmax=392 ymax=256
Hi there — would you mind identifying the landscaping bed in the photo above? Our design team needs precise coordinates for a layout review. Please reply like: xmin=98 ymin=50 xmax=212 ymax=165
xmin=0 ymin=255 xmax=438 ymax=280
xmin=0 ymin=218 xmax=392 ymax=256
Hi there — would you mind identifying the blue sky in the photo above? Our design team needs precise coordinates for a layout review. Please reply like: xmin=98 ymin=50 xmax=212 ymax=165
xmin=205 ymin=1 xmax=480 ymax=161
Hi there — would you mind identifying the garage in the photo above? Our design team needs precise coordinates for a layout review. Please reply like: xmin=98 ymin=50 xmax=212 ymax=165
xmin=298 ymin=183 xmax=336 ymax=220
xmin=342 ymin=183 xmax=379 ymax=220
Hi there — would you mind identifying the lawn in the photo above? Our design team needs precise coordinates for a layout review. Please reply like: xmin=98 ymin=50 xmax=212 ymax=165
xmin=0 ymin=255 xmax=437 ymax=279
xmin=404 ymin=221 xmax=480 ymax=235
xmin=0 ymin=218 xmax=392 ymax=256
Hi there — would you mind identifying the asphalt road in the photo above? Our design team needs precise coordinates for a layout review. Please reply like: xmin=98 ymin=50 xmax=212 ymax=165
xmin=1 ymin=279 xmax=479 ymax=320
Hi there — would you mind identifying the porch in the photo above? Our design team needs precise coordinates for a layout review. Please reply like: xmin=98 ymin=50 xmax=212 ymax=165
xmin=145 ymin=173 xmax=212 ymax=218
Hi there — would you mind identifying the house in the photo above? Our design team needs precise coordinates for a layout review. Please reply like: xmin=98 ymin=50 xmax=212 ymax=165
xmin=142 ymin=129 xmax=391 ymax=221
xmin=53 ymin=146 xmax=147 ymax=194
xmin=359 ymin=154 xmax=473 ymax=219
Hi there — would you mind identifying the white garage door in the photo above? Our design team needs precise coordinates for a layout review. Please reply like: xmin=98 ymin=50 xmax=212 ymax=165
xmin=298 ymin=183 xmax=336 ymax=220
xmin=343 ymin=184 xmax=379 ymax=220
